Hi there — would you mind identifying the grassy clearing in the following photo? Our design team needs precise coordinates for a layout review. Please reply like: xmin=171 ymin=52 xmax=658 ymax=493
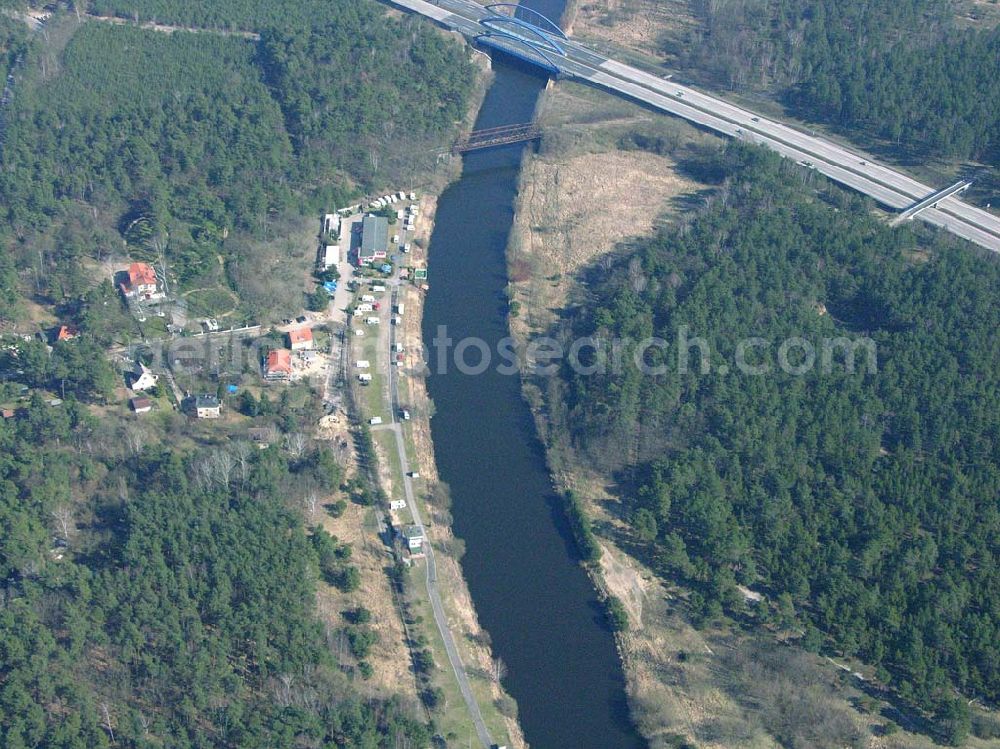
xmin=183 ymin=286 xmax=239 ymax=318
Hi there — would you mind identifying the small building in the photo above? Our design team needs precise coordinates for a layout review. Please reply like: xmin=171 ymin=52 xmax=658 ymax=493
xmin=265 ymin=349 xmax=292 ymax=380
xmin=129 ymin=396 xmax=153 ymax=414
xmin=322 ymin=213 xmax=341 ymax=237
xmin=52 ymin=325 xmax=79 ymax=343
xmin=1 ymin=408 xmax=17 ymax=420
xmin=192 ymin=394 xmax=221 ymax=419
xmin=400 ymin=525 xmax=425 ymax=555
xmin=322 ymin=244 xmax=340 ymax=270
xmin=389 ymin=499 xmax=407 ymax=511
xmin=119 ymin=262 xmax=160 ymax=300
xmin=287 ymin=327 xmax=313 ymax=351
xmin=128 ymin=362 xmax=159 ymax=392
xmin=357 ymin=215 xmax=389 ymax=266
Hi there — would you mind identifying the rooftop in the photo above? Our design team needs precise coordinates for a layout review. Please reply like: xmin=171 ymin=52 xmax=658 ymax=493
xmin=288 ymin=327 xmax=313 ymax=345
xmin=266 ymin=349 xmax=292 ymax=374
xmin=401 ymin=524 xmax=424 ymax=540
xmin=359 ymin=215 xmax=389 ymax=259
xmin=128 ymin=262 xmax=157 ymax=287
xmin=54 ymin=325 xmax=79 ymax=342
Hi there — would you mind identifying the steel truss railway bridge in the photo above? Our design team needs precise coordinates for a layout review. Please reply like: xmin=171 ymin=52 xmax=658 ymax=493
xmin=389 ymin=0 xmax=1000 ymax=254
xmin=452 ymin=122 xmax=543 ymax=153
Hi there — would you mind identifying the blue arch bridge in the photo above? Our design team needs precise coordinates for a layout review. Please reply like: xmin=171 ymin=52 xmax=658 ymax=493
xmin=474 ymin=3 xmax=569 ymax=77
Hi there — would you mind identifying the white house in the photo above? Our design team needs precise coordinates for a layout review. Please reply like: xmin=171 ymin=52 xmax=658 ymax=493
xmin=323 ymin=244 xmax=340 ymax=269
xmin=119 ymin=262 xmax=162 ymax=301
xmin=129 ymin=362 xmax=159 ymax=392
xmin=287 ymin=327 xmax=313 ymax=351
xmin=400 ymin=525 xmax=424 ymax=555
xmin=192 ymin=395 xmax=221 ymax=419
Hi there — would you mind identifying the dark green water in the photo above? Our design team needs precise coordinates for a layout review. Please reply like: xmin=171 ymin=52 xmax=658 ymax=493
xmin=421 ymin=4 xmax=647 ymax=747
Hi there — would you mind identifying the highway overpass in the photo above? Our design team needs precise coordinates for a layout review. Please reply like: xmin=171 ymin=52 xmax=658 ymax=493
xmin=891 ymin=180 xmax=972 ymax=226
xmin=386 ymin=0 xmax=1000 ymax=255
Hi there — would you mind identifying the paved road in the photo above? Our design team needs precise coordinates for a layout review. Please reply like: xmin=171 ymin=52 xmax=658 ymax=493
xmin=371 ymin=283 xmax=494 ymax=749
xmin=386 ymin=0 xmax=1000 ymax=254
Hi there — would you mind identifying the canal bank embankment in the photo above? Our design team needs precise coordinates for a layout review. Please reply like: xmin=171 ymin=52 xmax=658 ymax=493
xmin=505 ymin=78 xmax=715 ymax=748
xmin=419 ymin=1 xmax=649 ymax=745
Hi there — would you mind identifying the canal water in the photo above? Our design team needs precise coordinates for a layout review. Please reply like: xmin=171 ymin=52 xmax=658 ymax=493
xmin=421 ymin=2 xmax=647 ymax=747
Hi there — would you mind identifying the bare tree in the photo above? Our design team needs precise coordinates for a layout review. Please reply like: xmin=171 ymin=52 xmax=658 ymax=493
xmin=117 ymin=475 xmax=130 ymax=504
xmin=490 ymin=656 xmax=508 ymax=684
xmin=284 ymin=432 xmax=308 ymax=461
xmin=211 ymin=450 xmax=235 ymax=488
xmin=277 ymin=674 xmax=294 ymax=707
xmin=627 ymin=256 xmax=647 ymax=293
xmin=124 ymin=424 xmax=146 ymax=456
xmin=52 ymin=505 xmax=75 ymax=542
xmin=303 ymin=490 xmax=319 ymax=521
xmin=100 ymin=702 xmax=116 ymax=744
xmin=193 ymin=458 xmax=213 ymax=492
xmin=232 ymin=441 xmax=253 ymax=484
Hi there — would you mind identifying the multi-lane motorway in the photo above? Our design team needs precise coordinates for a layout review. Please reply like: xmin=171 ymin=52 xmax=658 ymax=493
xmin=388 ymin=0 xmax=1000 ymax=254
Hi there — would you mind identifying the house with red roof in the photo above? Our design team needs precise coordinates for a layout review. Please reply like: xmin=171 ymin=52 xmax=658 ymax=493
xmin=265 ymin=349 xmax=293 ymax=380
xmin=287 ymin=327 xmax=313 ymax=351
xmin=52 ymin=325 xmax=79 ymax=343
xmin=119 ymin=262 xmax=161 ymax=300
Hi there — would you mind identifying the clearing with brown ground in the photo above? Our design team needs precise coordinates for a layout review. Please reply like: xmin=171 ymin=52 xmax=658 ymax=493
xmin=565 ymin=0 xmax=697 ymax=59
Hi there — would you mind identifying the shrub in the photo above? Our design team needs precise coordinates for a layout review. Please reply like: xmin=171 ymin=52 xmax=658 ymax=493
xmin=605 ymin=595 xmax=629 ymax=631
